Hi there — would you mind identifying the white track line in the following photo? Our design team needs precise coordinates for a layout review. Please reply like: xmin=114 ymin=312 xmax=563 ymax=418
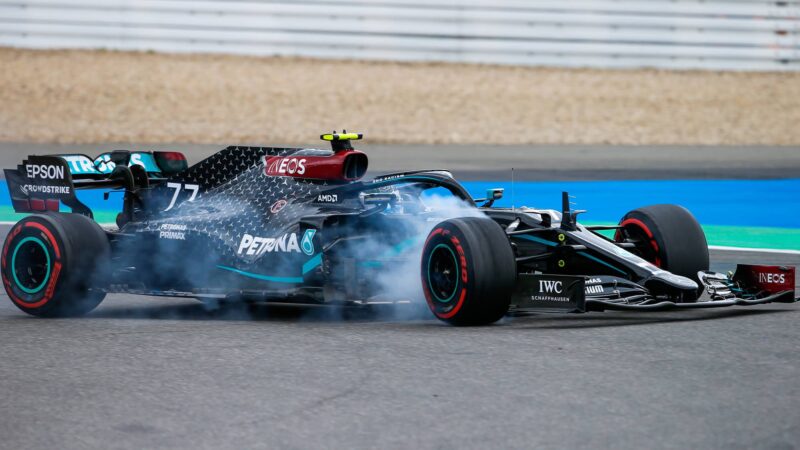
xmin=709 ymin=245 xmax=800 ymax=256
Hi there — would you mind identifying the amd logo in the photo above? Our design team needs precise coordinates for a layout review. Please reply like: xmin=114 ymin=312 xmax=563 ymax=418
xmin=538 ymin=280 xmax=563 ymax=294
xmin=317 ymin=194 xmax=338 ymax=203
xmin=26 ymin=164 xmax=64 ymax=180
xmin=265 ymin=157 xmax=306 ymax=176
xmin=759 ymin=272 xmax=786 ymax=284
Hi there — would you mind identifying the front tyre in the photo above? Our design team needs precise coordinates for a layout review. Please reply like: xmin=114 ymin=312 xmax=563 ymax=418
xmin=421 ymin=217 xmax=516 ymax=326
xmin=2 ymin=214 xmax=110 ymax=317
xmin=616 ymin=204 xmax=709 ymax=298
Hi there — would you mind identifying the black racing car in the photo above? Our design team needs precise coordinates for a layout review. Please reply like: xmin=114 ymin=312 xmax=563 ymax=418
xmin=2 ymin=133 xmax=796 ymax=325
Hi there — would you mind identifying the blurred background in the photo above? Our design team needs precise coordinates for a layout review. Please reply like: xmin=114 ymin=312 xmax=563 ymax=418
xmin=0 ymin=0 xmax=798 ymax=249
xmin=1 ymin=3 xmax=800 ymax=450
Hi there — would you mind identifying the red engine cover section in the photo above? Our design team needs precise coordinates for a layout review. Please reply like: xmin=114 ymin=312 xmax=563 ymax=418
xmin=733 ymin=264 xmax=795 ymax=295
xmin=263 ymin=150 xmax=367 ymax=182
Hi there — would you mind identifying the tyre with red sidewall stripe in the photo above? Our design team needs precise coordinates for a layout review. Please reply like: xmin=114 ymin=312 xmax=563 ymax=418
xmin=616 ymin=204 xmax=708 ymax=298
xmin=421 ymin=217 xmax=516 ymax=326
xmin=2 ymin=213 xmax=110 ymax=317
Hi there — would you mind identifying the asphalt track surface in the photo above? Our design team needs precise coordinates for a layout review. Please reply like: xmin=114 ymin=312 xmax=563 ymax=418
xmin=0 ymin=142 xmax=799 ymax=449
xmin=0 ymin=242 xmax=797 ymax=450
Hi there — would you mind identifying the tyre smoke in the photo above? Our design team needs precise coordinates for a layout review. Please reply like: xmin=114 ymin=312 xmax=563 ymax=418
xmin=353 ymin=193 xmax=485 ymax=307
xmin=96 ymin=188 xmax=486 ymax=322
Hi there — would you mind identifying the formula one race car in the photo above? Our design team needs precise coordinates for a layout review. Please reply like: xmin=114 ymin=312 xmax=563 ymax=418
xmin=2 ymin=133 xmax=796 ymax=325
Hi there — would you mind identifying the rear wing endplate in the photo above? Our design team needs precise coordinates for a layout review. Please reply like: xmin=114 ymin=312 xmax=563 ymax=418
xmin=4 ymin=155 xmax=92 ymax=217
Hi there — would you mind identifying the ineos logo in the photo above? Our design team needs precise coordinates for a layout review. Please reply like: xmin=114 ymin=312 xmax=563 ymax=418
xmin=265 ymin=157 xmax=306 ymax=176
xmin=26 ymin=164 xmax=64 ymax=180
xmin=538 ymin=280 xmax=563 ymax=294
xmin=759 ymin=273 xmax=786 ymax=284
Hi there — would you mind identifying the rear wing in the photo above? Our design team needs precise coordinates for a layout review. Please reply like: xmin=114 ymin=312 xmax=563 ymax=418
xmin=4 ymin=150 xmax=188 ymax=219
xmin=58 ymin=151 xmax=186 ymax=179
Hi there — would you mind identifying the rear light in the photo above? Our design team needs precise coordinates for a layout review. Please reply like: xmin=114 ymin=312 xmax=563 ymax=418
xmin=154 ymin=151 xmax=189 ymax=175
xmin=161 ymin=152 xmax=186 ymax=161
xmin=22 ymin=199 xmax=58 ymax=212
xmin=12 ymin=199 xmax=31 ymax=212
xmin=29 ymin=199 xmax=46 ymax=211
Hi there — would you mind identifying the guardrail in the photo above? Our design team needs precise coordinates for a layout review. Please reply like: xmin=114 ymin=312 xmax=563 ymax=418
xmin=0 ymin=0 xmax=797 ymax=70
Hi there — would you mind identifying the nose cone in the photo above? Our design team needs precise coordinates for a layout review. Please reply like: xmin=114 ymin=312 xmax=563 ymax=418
xmin=653 ymin=270 xmax=699 ymax=291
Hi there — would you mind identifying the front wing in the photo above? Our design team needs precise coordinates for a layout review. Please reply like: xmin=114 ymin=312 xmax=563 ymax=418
xmin=509 ymin=264 xmax=797 ymax=315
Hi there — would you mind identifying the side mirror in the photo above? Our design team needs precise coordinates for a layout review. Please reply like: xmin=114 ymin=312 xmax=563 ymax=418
xmin=361 ymin=192 xmax=397 ymax=206
xmin=477 ymin=188 xmax=504 ymax=207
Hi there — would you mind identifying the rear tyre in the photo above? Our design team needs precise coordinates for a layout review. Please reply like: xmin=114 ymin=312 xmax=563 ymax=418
xmin=2 ymin=213 xmax=110 ymax=317
xmin=616 ymin=204 xmax=709 ymax=295
xmin=421 ymin=217 xmax=516 ymax=326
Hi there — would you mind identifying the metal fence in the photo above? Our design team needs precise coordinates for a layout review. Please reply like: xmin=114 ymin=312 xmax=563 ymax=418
xmin=0 ymin=0 xmax=797 ymax=70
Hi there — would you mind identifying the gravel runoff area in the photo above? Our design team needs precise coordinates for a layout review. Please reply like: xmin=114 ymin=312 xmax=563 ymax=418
xmin=1 ymin=48 xmax=799 ymax=146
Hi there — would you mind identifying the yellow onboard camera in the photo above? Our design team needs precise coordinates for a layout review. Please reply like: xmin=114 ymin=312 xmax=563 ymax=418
xmin=321 ymin=131 xmax=363 ymax=151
